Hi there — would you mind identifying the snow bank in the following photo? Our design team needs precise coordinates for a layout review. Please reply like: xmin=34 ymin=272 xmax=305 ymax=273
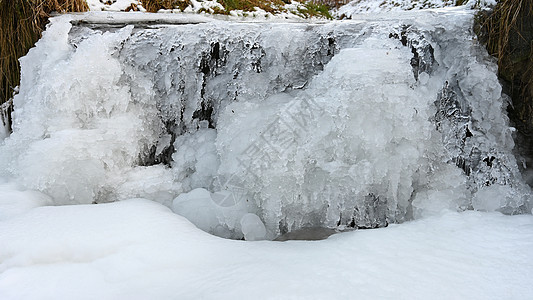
xmin=0 ymin=199 xmax=532 ymax=299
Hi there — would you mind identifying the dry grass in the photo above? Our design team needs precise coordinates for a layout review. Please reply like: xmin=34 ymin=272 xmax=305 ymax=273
xmin=486 ymin=0 xmax=532 ymax=123
xmin=1 ymin=0 xmax=37 ymax=109
xmin=218 ymin=0 xmax=332 ymax=18
xmin=143 ymin=0 xmax=332 ymax=17
xmin=0 ymin=0 xmax=88 ymax=130
xmin=311 ymin=0 xmax=349 ymax=9
xmin=142 ymin=0 xmax=191 ymax=12
xmin=219 ymin=0 xmax=286 ymax=13
xmin=483 ymin=0 xmax=532 ymax=64
xmin=476 ymin=0 xmax=533 ymax=154
xmin=36 ymin=0 xmax=89 ymax=14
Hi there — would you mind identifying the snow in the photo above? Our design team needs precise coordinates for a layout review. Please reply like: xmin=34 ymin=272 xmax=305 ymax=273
xmin=336 ymin=0 xmax=497 ymax=18
xmin=0 ymin=182 xmax=52 ymax=221
xmin=0 ymin=199 xmax=532 ymax=299
xmin=86 ymin=0 xmax=143 ymax=12
xmin=85 ymin=0 xmax=328 ymax=21
xmin=0 ymin=5 xmax=532 ymax=297
xmin=72 ymin=11 xmax=211 ymax=24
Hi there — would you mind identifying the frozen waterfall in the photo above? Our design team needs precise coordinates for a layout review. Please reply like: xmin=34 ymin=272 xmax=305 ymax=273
xmin=1 ymin=10 xmax=531 ymax=240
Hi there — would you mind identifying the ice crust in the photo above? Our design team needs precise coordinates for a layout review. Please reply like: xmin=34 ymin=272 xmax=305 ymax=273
xmin=0 ymin=11 xmax=531 ymax=239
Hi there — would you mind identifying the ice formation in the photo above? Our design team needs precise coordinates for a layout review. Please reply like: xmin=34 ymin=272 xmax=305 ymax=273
xmin=0 ymin=106 xmax=9 ymax=141
xmin=0 ymin=10 xmax=531 ymax=239
xmin=240 ymin=213 xmax=267 ymax=241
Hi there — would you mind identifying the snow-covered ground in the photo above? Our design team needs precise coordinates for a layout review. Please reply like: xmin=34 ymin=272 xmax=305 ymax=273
xmin=336 ymin=0 xmax=496 ymax=18
xmin=1 ymin=198 xmax=532 ymax=299
xmin=1 ymin=2 xmax=533 ymax=299
xmin=85 ymin=0 xmax=331 ymax=20
xmin=84 ymin=0 xmax=497 ymax=20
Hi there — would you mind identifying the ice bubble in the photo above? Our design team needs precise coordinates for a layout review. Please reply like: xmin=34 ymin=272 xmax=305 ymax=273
xmin=172 ymin=188 xmax=218 ymax=232
xmin=240 ymin=213 xmax=266 ymax=241
xmin=418 ymin=72 xmax=429 ymax=85
xmin=472 ymin=185 xmax=510 ymax=212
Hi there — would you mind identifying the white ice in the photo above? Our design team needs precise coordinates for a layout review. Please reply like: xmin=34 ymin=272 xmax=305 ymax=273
xmin=1 ymin=10 xmax=531 ymax=239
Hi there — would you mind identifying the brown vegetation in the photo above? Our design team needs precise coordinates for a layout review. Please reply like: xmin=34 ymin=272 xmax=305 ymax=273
xmin=142 ymin=0 xmax=190 ymax=12
xmin=476 ymin=0 xmax=533 ymax=164
xmin=219 ymin=0 xmax=285 ymax=13
xmin=142 ymin=0 xmax=332 ymax=17
xmin=310 ymin=0 xmax=349 ymax=9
